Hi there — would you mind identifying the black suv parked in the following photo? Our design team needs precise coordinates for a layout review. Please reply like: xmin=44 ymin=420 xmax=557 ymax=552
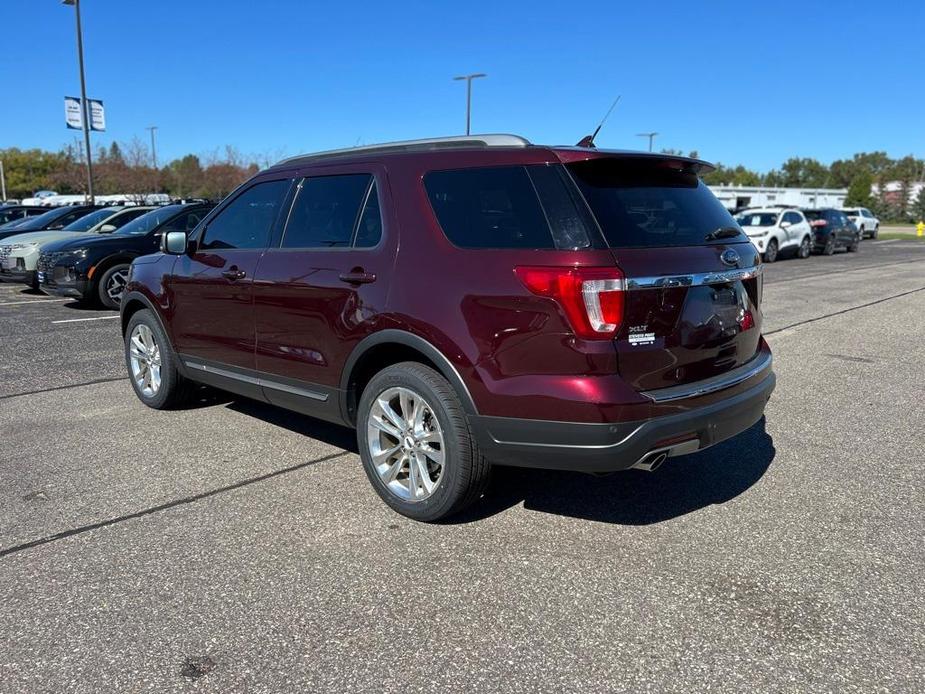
xmin=802 ymin=208 xmax=859 ymax=255
xmin=38 ymin=203 xmax=213 ymax=308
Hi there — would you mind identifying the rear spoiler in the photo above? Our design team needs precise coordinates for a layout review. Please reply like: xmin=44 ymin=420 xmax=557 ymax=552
xmin=552 ymin=147 xmax=716 ymax=175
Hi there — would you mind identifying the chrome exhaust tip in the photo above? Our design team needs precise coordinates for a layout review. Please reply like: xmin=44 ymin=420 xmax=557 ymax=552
xmin=631 ymin=450 xmax=669 ymax=472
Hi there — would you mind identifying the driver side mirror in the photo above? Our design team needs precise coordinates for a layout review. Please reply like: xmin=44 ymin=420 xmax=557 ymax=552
xmin=162 ymin=230 xmax=188 ymax=255
xmin=99 ymin=223 xmax=117 ymax=233
xmin=780 ymin=221 xmax=791 ymax=229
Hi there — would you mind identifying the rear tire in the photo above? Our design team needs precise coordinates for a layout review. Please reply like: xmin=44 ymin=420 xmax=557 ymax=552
xmin=823 ymin=236 xmax=836 ymax=255
xmin=98 ymin=263 xmax=131 ymax=310
xmin=763 ymin=238 xmax=778 ymax=263
xmin=357 ymin=362 xmax=491 ymax=521
xmin=124 ymin=309 xmax=191 ymax=409
xmin=848 ymin=233 xmax=860 ymax=252
xmin=797 ymin=236 xmax=811 ymax=259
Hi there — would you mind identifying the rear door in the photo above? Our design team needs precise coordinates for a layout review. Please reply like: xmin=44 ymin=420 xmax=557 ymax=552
xmin=567 ymin=158 xmax=763 ymax=392
xmin=170 ymin=180 xmax=292 ymax=376
xmin=253 ymin=166 xmax=394 ymax=419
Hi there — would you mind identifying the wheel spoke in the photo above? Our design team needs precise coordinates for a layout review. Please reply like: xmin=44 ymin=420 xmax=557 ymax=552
xmin=414 ymin=453 xmax=435 ymax=494
xmin=372 ymin=444 xmax=401 ymax=466
xmin=398 ymin=390 xmax=414 ymax=427
xmin=377 ymin=397 xmax=405 ymax=431
xmin=420 ymin=444 xmax=444 ymax=466
xmin=371 ymin=414 xmax=401 ymax=440
xmin=384 ymin=454 xmax=406 ymax=483
xmin=407 ymin=453 xmax=421 ymax=498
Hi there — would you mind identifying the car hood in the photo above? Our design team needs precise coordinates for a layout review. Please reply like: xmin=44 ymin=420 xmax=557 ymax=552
xmin=0 ymin=230 xmax=86 ymax=247
xmin=742 ymin=225 xmax=773 ymax=234
xmin=41 ymin=232 xmax=146 ymax=254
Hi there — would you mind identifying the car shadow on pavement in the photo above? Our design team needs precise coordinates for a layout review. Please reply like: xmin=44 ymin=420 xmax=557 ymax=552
xmin=226 ymin=399 xmax=359 ymax=452
xmin=453 ymin=418 xmax=775 ymax=525
xmin=219 ymin=398 xmax=773 ymax=526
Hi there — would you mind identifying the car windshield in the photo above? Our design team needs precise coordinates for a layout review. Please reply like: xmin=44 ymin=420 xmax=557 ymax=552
xmin=2 ymin=207 xmax=70 ymax=231
xmin=112 ymin=205 xmax=184 ymax=235
xmin=60 ymin=207 xmax=121 ymax=231
xmin=567 ymin=159 xmax=745 ymax=247
xmin=736 ymin=212 xmax=779 ymax=227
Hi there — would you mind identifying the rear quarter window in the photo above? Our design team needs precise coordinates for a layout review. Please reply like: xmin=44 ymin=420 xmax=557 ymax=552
xmin=424 ymin=165 xmax=594 ymax=250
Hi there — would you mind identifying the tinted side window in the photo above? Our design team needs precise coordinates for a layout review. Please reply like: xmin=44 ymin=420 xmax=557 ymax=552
xmin=783 ymin=211 xmax=799 ymax=224
xmin=201 ymin=180 xmax=289 ymax=250
xmin=110 ymin=208 xmax=150 ymax=228
xmin=282 ymin=174 xmax=371 ymax=248
xmin=51 ymin=208 xmax=91 ymax=229
xmin=424 ymin=166 xmax=556 ymax=249
xmin=354 ymin=182 xmax=382 ymax=248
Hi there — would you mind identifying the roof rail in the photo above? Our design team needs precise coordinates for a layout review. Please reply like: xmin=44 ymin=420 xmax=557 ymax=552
xmin=273 ymin=134 xmax=531 ymax=167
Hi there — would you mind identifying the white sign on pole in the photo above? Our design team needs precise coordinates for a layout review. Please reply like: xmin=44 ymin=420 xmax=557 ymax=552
xmin=64 ymin=96 xmax=83 ymax=129
xmin=89 ymin=99 xmax=105 ymax=132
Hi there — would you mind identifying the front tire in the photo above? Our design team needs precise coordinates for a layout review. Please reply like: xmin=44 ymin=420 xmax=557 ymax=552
xmin=872 ymin=225 xmax=879 ymax=239
xmin=98 ymin=263 xmax=131 ymax=310
xmin=763 ymin=238 xmax=779 ymax=263
xmin=124 ymin=309 xmax=190 ymax=409
xmin=357 ymin=362 xmax=491 ymax=521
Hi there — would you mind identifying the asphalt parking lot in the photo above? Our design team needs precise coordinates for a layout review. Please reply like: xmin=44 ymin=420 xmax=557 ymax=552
xmin=2 ymin=240 xmax=924 ymax=693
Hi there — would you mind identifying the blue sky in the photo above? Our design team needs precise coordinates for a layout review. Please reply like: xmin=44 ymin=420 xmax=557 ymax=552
xmin=1 ymin=0 xmax=922 ymax=172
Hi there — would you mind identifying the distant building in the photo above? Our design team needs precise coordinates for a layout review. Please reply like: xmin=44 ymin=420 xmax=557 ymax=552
xmin=708 ymin=185 xmax=847 ymax=211
xmin=872 ymin=181 xmax=925 ymax=206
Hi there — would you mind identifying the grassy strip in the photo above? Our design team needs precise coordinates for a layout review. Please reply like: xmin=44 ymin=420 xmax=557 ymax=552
xmin=873 ymin=232 xmax=925 ymax=241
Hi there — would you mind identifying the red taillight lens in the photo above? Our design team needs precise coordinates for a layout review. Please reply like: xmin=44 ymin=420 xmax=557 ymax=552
xmin=515 ymin=266 xmax=625 ymax=339
xmin=810 ymin=219 xmax=827 ymax=228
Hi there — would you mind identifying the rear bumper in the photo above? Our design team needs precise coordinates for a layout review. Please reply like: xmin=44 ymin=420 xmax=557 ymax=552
xmin=469 ymin=369 xmax=775 ymax=473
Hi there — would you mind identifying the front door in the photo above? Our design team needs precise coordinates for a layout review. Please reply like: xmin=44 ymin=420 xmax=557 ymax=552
xmin=170 ymin=179 xmax=292 ymax=380
xmin=253 ymin=170 xmax=393 ymax=422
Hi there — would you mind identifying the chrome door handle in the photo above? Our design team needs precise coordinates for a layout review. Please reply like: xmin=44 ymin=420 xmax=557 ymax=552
xmin=338 ymin=271 xmax=376 ymax=285
xmin=222 ymin=267 xmax=246 ymax=280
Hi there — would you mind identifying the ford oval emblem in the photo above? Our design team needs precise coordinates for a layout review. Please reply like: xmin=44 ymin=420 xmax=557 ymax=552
xmin=720 ymin=249 xmax=740 ymax=267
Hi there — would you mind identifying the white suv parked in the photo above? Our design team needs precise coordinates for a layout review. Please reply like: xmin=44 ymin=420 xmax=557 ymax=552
xmin=842 ymin=208 xmax=879 ymax=239
xmin=735 ymin=207 xmax=812 ymax=262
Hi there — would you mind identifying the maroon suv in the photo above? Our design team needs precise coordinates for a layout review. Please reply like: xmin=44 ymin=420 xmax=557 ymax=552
xmin=121 ymin=135 xmax=774 ymax=521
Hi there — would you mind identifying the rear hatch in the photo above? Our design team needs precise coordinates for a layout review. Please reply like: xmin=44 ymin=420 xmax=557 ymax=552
xmin=567 ymin=157 xmax=763 ymax=392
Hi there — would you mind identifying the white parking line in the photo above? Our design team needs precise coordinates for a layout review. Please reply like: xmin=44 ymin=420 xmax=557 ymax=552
xmin=870 ymin=239 xmax=900 ymax=244
xmin=0 ymin=299 xmax=67 ymax=307
xmin=51 ymin=315 xmax=120 ymax=324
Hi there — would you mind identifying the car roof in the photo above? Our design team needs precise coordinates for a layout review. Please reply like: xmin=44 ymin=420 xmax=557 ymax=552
xmin=267 ymin=134 xmax=716 ymax=174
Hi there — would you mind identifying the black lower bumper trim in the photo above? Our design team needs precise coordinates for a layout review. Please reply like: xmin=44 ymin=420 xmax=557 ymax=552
xmin=469 ymin=373 xmax=775 ymax=473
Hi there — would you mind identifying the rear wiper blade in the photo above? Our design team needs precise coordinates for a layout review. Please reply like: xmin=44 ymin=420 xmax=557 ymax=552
xmin=704 ymin=226 xmax=742 ymax=241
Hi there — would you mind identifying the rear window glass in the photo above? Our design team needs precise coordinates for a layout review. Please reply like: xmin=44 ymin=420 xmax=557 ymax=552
xmin=736 ymin=212 xmax=778 ymax=227
xmin=568 ymin=160 xmax=745 ymax=248
xmin=424 ymin=165 xmax=594 ymax=250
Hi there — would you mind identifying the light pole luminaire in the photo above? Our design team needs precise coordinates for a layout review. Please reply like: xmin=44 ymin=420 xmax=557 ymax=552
xmin=453 ymin=73 xmax=487 ymax=136
xmin=63 ymin=0 xmax=94 ymax=204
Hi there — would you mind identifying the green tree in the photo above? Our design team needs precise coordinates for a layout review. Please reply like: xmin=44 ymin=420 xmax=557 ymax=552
xmin=845 ymin=172 xmax=873 ymax=207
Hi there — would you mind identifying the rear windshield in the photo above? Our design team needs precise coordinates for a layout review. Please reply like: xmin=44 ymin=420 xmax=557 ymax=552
xmin=424 ymin=165 xmax=597 ymax=250
xmin=736 ymin=212 xmax=779 ymax=227
xmin=803 ymin=210 xmax=826 ymax=222
xmin=567 ymin=159 xmax=745 ymax=248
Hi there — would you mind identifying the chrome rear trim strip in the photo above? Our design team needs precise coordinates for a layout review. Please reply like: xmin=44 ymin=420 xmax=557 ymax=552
xmin=640 ymin=350 xmax=773 ymax=403
xmin=625 ymin=265 xmax=762 ymax=290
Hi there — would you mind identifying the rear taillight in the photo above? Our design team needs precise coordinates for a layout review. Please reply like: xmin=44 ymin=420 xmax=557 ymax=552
xmin=515 ymin=266 xmax=625 ymax=339
xmin=810 ymin=220 xmax=827 ymax=228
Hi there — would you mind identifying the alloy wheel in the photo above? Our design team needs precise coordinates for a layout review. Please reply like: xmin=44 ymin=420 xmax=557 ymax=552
xmin=106 ymin=268 xmax=129 ymax=305
xmin=129 ymin=323 xmax=162 ymax=397
xmin=799 ymin=237 xmax=811 ymax=258
xmin=366 ymin=386 xmax=445 ymax=502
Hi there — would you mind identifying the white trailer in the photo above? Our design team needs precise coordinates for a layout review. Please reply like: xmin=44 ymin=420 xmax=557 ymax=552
xmin=708 ymin=185 xmax=847 ymax=211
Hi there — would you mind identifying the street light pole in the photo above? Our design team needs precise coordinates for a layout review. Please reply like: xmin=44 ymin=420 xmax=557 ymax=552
xmin=63 ymin=0 xmax=94 ymax=204
xmin=453 ymin=73 xmax=487 ymax=135
xmin=145 ymin=126 xmax=159 ymax=168
xmin=636 ymin=132 xmax=659 ymax=152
